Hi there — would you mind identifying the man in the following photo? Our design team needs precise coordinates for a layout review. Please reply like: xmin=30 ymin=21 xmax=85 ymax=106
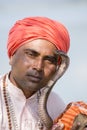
xmin=0 ymin=16 xmax=70 ymax=130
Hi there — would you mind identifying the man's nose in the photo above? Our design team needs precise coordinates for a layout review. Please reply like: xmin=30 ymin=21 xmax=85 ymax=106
xmin=33 ymin=59 xmax=44 ymax=71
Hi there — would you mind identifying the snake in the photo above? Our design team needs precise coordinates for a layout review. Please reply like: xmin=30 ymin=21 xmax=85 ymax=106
xmin=38 ymin=50 xmax=70 ymax=130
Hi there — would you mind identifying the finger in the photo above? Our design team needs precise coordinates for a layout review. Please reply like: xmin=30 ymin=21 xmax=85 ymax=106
xmin=71 ymin=122 xmax=81 ymax=130
xmin=57 ymin=123 xmax=64 ymax=130
xmin=52 ymin=123 xmax=64 ymax=130
xmin=84 ymin=126 xmax=87 ymax=130
xmin=84 ymin=128 xmax=87 ymax=130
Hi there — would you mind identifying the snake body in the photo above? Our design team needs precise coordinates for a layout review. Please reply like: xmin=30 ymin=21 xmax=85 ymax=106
xmin=38 ymin=50 xmax=70 ymax=129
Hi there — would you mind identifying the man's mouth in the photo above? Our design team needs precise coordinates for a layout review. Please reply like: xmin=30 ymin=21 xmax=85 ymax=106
xmin=26 ymin=75 xmax=42 ymax=82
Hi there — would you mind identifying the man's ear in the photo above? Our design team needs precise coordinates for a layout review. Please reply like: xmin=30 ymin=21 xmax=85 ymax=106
xmin=9 ymin=56 xmax=13 ymax=65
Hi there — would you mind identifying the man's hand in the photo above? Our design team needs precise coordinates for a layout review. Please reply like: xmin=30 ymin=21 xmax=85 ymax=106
xmin=52 ymin=122 xmax=64 ymax=130
xmin=71 ymin=113 xmax=87 ymax=130
xmin=71 ymin=122 xmax=87 ymax=130
xmin=71 ymin=122 xmax=81 ymax=130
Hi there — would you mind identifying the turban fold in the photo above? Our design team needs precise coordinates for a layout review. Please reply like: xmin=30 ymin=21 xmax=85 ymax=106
xmin=7 ymin=16 xmax=70 ymax=58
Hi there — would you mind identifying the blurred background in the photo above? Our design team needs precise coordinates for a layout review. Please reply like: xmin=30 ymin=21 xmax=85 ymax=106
xmin=0 ymin=0 xmax=87 ymax=104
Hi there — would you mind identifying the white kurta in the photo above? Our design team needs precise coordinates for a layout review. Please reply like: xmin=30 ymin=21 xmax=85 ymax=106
xmin=0 ymin=74 xmax=66 ymax=130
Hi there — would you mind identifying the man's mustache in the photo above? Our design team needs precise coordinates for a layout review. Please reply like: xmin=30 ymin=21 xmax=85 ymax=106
xmin=26 ymin=70 xmax=44 ymax=80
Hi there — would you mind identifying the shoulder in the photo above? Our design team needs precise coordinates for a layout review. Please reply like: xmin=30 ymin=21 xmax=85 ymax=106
xmin=0 ymin=75 xmax=4 ymax=79
xmin=48 ymin=91 xmax=65 ymax=107
xmin=0 ymin=74 xmax=5 ymax=91
xmin=0 ymin=75 xmax=3 ymax=84
xmin=47 ymin=91 xmax=66 ymax=120
xmin=0 ymin=75 xmax=4 ymax=83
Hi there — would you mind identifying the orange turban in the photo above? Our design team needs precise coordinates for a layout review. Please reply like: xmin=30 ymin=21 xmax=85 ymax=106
xmin=7 ymin=16 xmax=70 ymax=58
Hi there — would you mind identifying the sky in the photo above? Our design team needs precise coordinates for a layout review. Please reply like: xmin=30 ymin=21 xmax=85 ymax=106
xmin=0 ymin=0 xmax=87 ymax=104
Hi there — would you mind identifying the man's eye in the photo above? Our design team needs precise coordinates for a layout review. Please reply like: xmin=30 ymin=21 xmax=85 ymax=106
xmin=25 ymin=51 xmax=35 ymax=56
xmin=45 ymin=57 xmax=57 ymax=65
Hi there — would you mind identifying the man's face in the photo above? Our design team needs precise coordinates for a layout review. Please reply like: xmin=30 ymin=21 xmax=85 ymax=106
xmin=9 ymin=39 xmax=58 ymax=97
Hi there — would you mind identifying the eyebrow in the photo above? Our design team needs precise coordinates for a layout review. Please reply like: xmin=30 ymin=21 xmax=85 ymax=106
xmin=24 ymin=48 xmax=39 ymax=55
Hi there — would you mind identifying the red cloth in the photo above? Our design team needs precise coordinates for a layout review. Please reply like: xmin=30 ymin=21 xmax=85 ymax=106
xmin=7 ymin=16 xmax=70 ymax=58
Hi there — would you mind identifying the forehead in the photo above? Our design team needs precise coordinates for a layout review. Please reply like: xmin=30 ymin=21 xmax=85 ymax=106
xmin=19 ymin=39 xmax=57 ymax=55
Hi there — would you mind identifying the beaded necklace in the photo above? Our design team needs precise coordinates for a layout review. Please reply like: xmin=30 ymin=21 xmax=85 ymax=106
xmin=3 ymin=75 xmax=19 ymax=130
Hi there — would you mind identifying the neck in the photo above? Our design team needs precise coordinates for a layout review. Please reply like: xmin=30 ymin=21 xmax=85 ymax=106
xmin=22 ymin=89 xmax=36 ymax=98
xmin=8 ymin=72 xmax=36 ymax=98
